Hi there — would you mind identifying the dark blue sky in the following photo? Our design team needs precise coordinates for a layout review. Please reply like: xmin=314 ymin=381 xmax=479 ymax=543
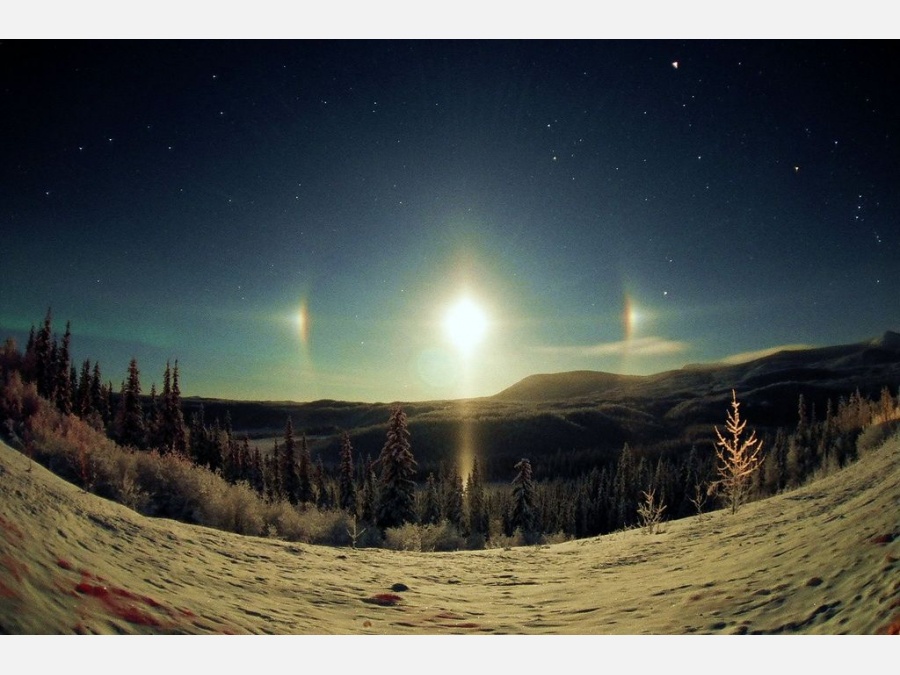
xmin=2 ymin=40 xmax=898 ymax=402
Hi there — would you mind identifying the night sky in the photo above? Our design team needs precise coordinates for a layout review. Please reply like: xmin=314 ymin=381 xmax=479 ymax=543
xmin=2 ymin=39 xmax=898 ymax=403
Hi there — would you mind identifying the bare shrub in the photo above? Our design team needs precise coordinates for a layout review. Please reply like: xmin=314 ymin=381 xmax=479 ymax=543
xmin=384 ymin=523 xmax=422 ymax=551
xmin=856 ymin=420 xmax=900 ymax=456
xmin=540 ymin=531 xmax=573 ymax=545
xmin=689 ymin=481 xmax=708 ymax=521
xmin=637 ymin=488 xmax=667 ymax=534
xmin=259 ymin=503 xmax=354 ymax=545
xmin=295 ymin=508 xmax=354 ymax=546
xmin=197 ymin=479 xmax=266 ymax=536
xmin=708 ymin=390 xmax=765 ymax=514
xmin=263 ymin=501 xmax=305 ymax=540
xmin=420 ymin=521 xmax=466 ymax=552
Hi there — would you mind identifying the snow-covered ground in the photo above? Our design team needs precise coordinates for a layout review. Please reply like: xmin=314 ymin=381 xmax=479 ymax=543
xmin=1 ymin=432 xmax=897 ymax=666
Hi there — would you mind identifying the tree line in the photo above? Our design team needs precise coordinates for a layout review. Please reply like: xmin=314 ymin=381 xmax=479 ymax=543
xmin=2 ymin=309 xmax=897 ymax=549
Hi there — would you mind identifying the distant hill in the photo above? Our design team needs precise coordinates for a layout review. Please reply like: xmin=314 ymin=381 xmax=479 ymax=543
xmin=493 ymin=331 xmax=900 ymax=406
xmin=492 ymin=370 xmax=642 ymax=402
xmin=172 ymin=332 xmax=900 ymax=482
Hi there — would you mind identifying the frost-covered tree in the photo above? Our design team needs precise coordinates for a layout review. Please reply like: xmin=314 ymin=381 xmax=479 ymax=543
xmin=375 ymin=405 xmax=417 ymax=530
xmin=708 ymin=390 xmax=765 ymax=514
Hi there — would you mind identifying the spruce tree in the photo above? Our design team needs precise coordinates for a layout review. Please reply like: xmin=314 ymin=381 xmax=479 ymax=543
xmin=33 ymin=308 xmax=54 ymax=398
xmin=77 ymin=359 xmax=92 ymax=417
xmin=375 ymin=405 xmax=417 ymax=530
xmin=338 ymin=432 xmax=358 ymax=517
xmin=359 ymin=456 xmax=377 ymax=525
xmin=510 ymin=458 xmax=537 ymax=537
xmin=168 ymin=361 xmax=187 ymax=455
xmin=314 ymin=457 xmax=331 ymax=509
xmin=22 ymin=325 xmax=36 ymax=382
xmin=90 ymin=362 xmax=105 ymax=421
xmin=54 ymin=321 xmax=73 ymax=414
xmin=444 ymin=472 xmax=464 ymax=530
xmin=466 ymin=457 xmax=489 ymax=539
xmin=280 ymin=417 xmax=300 ymax=504
xmin=235 ymin=436 xmax=251 ymax=483
xmin=117 ymin=358 xmax=146 ymax=449
xmin=297 ymin=433 xmax=313 ymax=505
xmin=148 ymin=383 xmax=161 ymax=448
xmin=420 ymin=473 xmax=442 ymax=525
xmin=250 ymin=446 xmax=265 ymax=494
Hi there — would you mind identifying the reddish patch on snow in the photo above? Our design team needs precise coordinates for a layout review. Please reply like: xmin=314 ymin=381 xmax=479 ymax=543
xmin=363 ymin=593 xmax=404 ymax=606
xmin=881 ymin=616 xmax=900 ymax=635
xmin=75 ymin=580 xmax=165 ymax=627
xmin=871 ymin=532 xmax=896 ymax=545
xmin=0 ymin=515 xmax=24 ymax=543
xmin=0 ymin=578 xmax=20 ymax=600
xmin=72 ymin=570 xmax=175 ymax=628
xmin=432 ymin=611 xmax=465 ymax=620
xmin=1 ymin=554 xmax=28 ymax=582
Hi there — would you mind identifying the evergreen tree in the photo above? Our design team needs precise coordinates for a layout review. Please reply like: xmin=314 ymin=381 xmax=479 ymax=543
xmin=359 ymin=456 xmax=378 ymax=525
xmin=314 ymin=457 xmax=332 ymax=509
xmin=235 ymin=436 xmax=251 ymax=483
xmin=77 ymin=359 xmax=93 ymax=417
xmin=510 ymin=458 xmax=537 ymax=537
xmin=188 ymin=405 xmax=204 ymax=463
xmin=22 ymin=325 xmax=36 ymax=382
xmin=762 ymin=428 xmax=788 ymax=494
xmin=90 ymin=362 xmax=105 ymax=422
xmin=266 ymin=442 xmax=281 ymax=501
xmin=444 ymin=472 xmax=464 ymax=530
xmin=297 ymin=432 xmax=313 ymax=505
xmin=375 ymin=405 xmax=417 ymax=530
xmin=167 ymin=361 xmax=187 ymax=455
xmin=116 ymin=358 xmax=146 ymax=449
xmin=250 ymin=446 xmax=265 ymax=494
xmin=147 ymin=383 xmax=161 ymax=448
xmin=420 ymin=472 xmax=442 ymax=525
xmin=465 ymin=457 xmax=489 ymax=539
xmin=280 ymin=417 xmax=300 ymax=504
xmin=613 ymin=443 xmax=636 ymax=529
xmin=54 ymin=321 xmax=73 ymax=414
xmin=32 ymin=308 xmax=54 ymax=398
xmin=338 ymin=432 xmax=358 ymax=517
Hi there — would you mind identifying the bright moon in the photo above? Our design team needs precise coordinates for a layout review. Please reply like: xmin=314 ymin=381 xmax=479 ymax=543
xmin=443 ymin=297 xmax=488 ymax=355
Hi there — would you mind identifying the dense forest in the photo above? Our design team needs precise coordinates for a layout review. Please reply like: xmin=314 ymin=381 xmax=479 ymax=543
xmin=2 ymin=309 xmax=898 ymax=550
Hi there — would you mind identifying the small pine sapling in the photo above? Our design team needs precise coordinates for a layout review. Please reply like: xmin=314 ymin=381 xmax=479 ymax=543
xmin=708 ymin=390 xmax=765 ymax=514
